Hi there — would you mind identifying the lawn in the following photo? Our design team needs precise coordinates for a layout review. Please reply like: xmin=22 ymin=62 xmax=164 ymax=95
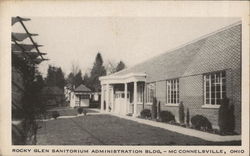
xmin=36 ymin=112 xmax=240 ymax=145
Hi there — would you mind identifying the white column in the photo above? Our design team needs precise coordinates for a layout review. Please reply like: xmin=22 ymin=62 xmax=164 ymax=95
xmin=124 ymin=83 xmax=128 ymax=115
xmin=111 ymin=85 xmax=114 ymax=112
xmin=101 ymin=85 xmax=104 ymax=112
xmin=106 ymin=84 xmax=110 ymax=112
xmin=133 ymin=81 xmax=137 ymax=117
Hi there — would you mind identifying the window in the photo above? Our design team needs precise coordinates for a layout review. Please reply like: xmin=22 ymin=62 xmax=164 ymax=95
xmin=137 ymin=84 xmax=144 ymax=103
xmin=166 ymin=79 xmax=179 ymax=104
xmin=80 ymin=94 xmax=89 ymax=99
xmin=204 ymin=71 xmax=226 ymax=105
xmin=146 ymin=83 xmax=155 ymax=103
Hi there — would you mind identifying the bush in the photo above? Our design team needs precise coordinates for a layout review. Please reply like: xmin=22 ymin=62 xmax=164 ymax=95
xmin=104 ymin=101 xmax=106 ymax=110
xmin=140 ymin=109 xmax=151 ymax=118
xmin=218 ymin=98 xmax=235 ymax=134
xmin=157 ymin=101 xmax=161 ymax=119
xmin=186 ymin=108 xmax=190 ymax=126
xmin=159 ymin=111 xmax=175 ymax=123
xmin=151 ymin=97 xmax=157 ymax=119
xmin=51 ymin=111 xmax=60 ymax=119
xmin=178 ymin=101 xmax=185 ymax=124
xmin=77 ymin=107 xmax=83 ymax=114
xmin=191 ymin=115 xmax=212 ymax=131
xmin=83 ymin=109 xmax=87 ymax=116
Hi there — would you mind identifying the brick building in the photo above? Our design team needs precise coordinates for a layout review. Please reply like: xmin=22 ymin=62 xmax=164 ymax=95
xmin=99 ymin=22 xmax=241 ymax=133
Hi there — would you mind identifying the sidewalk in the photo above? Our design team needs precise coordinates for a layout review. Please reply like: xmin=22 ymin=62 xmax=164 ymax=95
xmin=99 ymin=110 xmax=241 ymax=142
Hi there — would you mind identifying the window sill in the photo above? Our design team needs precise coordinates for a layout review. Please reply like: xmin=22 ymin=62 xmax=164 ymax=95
xmin=165 ymin=103 xmax=179 ymax=107
xmin=202 ymin=105 xmax=220 ymax=109
xmin=145 ymin=103 xmax=152 ymax=105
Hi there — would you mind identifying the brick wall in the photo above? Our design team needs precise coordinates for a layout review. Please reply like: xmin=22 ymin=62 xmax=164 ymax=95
xmin=151 ymin=69 xmax=241 ymax=133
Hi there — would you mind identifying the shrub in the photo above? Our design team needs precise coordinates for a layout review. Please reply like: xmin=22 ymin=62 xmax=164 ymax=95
xmin=186 ymin=108 xmax=190 ymax=126
xmin=77 ymin=107 xmax=83 ymax=114
xmin=51 ymin=111 xmax=60 ymax=119
xmin=83 ymin=109 xmax=87 ymax=116
xmin=157 ymin=101 xmax=161 ymax=119
xmin=159 ymin=111 xmax=175 ymax=123
xmin=218 ymin=98 xmax=235 ymax=134
xmin=178 ymin=101 xmax=185 ymax=124
xmin=191 ymin=115 xmax=212 ymax=131
xmin=104 ymin=101 xmax=106 ymax=110
xmin=140 ymin=109 xmax=151 ymax=118
xmin=151 ymin=97 xmax=157 ymax=119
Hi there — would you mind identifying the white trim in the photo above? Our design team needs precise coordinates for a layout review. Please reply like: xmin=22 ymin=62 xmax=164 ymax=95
xmin=100 ymin=73 xmax=146 ymax=85
xmin=166 ymin=79 xmax=179 ymax=104
xmin=165 ymin=103 xmax=180 ymax=107
xmin=202 ymin=105 xmax=220 ymax=109
xmin=146 ymin=102 xmax=153 ymax=105
xmin=204 ymin=71 xmax=226 ymax=106
xmin=209 ymin=74 xmax=211 ymax=105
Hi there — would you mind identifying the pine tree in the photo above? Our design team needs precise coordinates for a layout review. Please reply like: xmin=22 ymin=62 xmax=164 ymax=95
xmin=46 ymin=65 xmax=65 ymax=89
xmin=83 ymin=73 xmax=90 ymax=87
xmin=89 ymin=53 xmax=106 ymax=91
xmin=179 ymin=101 xmax=185 ymax=124
xmin=186 ymin=108 xmax=190 ymax=126
xmin=116 ymin=61 xmax=126 ymax=72
xmin=74 ymin=70 xmax=83 ymax=87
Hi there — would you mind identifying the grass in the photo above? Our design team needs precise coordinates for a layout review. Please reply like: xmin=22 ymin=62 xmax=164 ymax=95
xmin=36 ymin=113 xmax=241 ymax=145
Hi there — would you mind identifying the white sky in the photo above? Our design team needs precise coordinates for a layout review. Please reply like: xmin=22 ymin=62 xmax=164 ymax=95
xmin=12 ymin=17 xmax=240 ymax=77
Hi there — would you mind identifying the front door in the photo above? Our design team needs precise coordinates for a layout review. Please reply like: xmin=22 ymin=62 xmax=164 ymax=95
xmin=114 ymin=91 xmax=130 ymax=115
xmin=79 ymin=94 xmax=89 ymax=107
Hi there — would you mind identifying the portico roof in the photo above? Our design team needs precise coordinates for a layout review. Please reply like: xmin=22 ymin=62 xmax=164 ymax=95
xmin=99 ymin=73 xmax=146 ymax=84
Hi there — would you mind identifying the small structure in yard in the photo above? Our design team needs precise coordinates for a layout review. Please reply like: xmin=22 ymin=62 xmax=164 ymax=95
xmin=70 ymin=84 xmax=91 ymax=107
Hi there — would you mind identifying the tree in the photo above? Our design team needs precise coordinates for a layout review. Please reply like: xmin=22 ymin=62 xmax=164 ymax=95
xmin=66 ymin=72 xmax=74 ymax=85
xmin=45 ymin=65 xmax=65 ymax=89
xmin=116 ymin=61 xmax=126 ymax=72
xmin=71 ymin=61 xmax=80 ymax=76
xmin=83 ymin=73 xmax=90 ymax=87
xmin=179 ymin=101 xmax=185 ymax=124
xmin=74 ymin=70 xmax=83 ymax=87
xmin=186 ymin=108 xmax=190 ymax=126
xmin=46 ymin=65 xmax=56 ymax=86
xmin=104 ymin=60 xmax=117 ymax=75
xmin=55 ymin=67 xmax=65 ymax=89
xmin=151 ymin=97 xmax=157 ymax=119
xmin=218 ymin=98 xmax=235 ymax=134
xmin=89 ymin=53 xmax=106 ymax=91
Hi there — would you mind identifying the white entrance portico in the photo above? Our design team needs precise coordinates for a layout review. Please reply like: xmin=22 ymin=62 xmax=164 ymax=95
xmin=99 ymin=73 xmax=146 ymax=117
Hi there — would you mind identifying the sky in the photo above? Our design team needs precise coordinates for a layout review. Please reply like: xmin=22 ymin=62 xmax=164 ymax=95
xmin=12 ymin=17 xmax=240 ymax=77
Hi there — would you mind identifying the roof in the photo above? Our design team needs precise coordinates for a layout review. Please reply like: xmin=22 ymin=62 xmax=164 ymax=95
xmin=108 ymin=22 xmax=241 ymax=82
xmin=74 ymin=84 xmax=91 ymax=92
xmin=41 ymin=86 xmax=64 ymax=95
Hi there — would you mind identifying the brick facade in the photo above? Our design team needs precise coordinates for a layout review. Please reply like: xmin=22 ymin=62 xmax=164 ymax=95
xmin=103 ymin=23 xmax=242 ymax=134
xmin=138 ymin=24 xmax=241 ymax=133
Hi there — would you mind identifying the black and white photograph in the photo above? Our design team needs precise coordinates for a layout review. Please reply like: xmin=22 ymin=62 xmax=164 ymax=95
xmin=0 ymin=1 xmax=249 ymax=156
xmin=11 ymin=16 xmax=242 ymax=146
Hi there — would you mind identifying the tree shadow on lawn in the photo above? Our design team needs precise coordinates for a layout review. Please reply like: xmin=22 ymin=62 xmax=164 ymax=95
xmin=37 ymin=114 xmax=241 ymax=146
xmin=47 ymin=107 xmax=98 ymax=116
